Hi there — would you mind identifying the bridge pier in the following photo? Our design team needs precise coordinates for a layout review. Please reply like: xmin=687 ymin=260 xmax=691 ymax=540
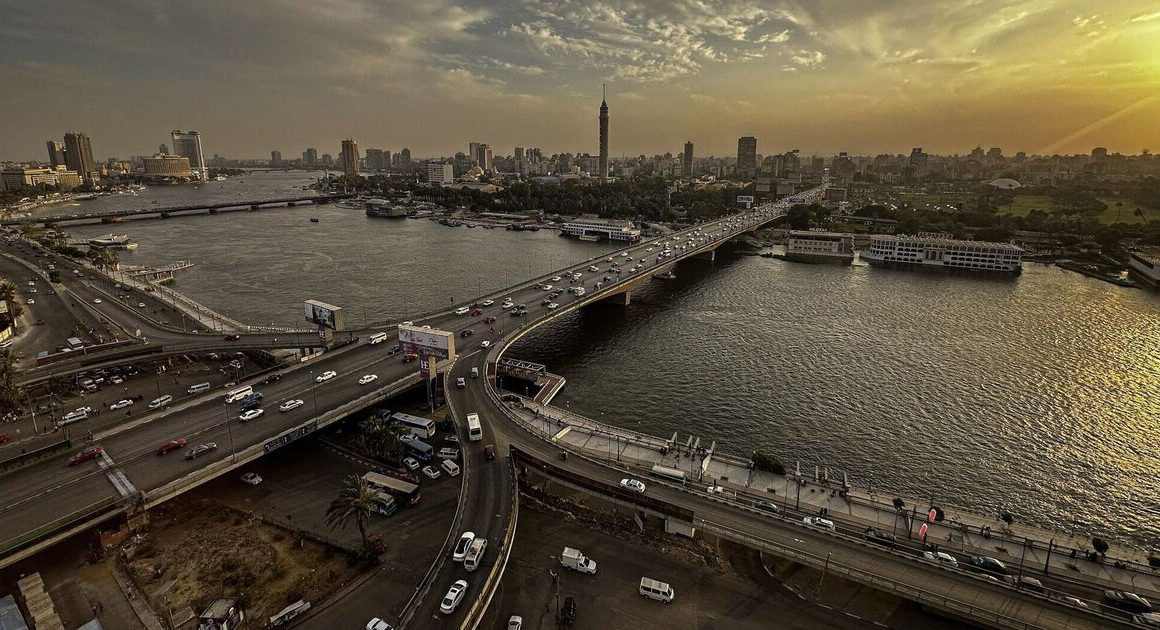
xmin=601 ymin=289 xmax=631 ymax=306
xmin=249 ymin=204 xmax=260 ymax=211
xmin=693 ymin=249 xmax=716 ymax=262
xmin=208 ymin=208 xmax=218 ymax=215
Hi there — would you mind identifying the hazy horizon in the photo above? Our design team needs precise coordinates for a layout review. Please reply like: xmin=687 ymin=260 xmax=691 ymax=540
xmin=3 ymin=0 xmax=1158 ymax=162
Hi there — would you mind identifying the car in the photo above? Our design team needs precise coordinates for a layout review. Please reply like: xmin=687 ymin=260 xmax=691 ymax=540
xmin=110 ymin=398 xmax=134 ymax=410
xmin=239 ymin=408 xmax=264 ymax=422
xmin=802 ymin=516 xmax=836 ymax=531
xmin=454 ymin=307 xmax=470 ymax=315
xmin=138 ymin=302 xmax=146 ymax=308
xmin=26 ymin=299 xmax=34 ymax=304
xmin=366 ymin=618 xmax=394 ymax=630
xmin=359 ymin=374 xmax=378 ymax=385
xmin=480 ymin=340 xmax=491 ymax=348
xmin=862 ymin=527 xmax=897 ymax=548
xmin=459 ymin=329 xmax=474 ymax=337
xmin=453 ymin=531 xmax=476 ymax=561
xmin=541 ymin=298 xmax=552 ymax=306
xmin=483 ymin=316 xmax=496 ymax=324
xmin=1134 ymin=612 xmax=1160 ymax=628
xmin=1009 ymin=575 xmax=1044 ymax=592
xmin=706 ymin=485 xmax=725 ymax=494
xmin=445 ymin=434 xmax=460 ymax=444
xmin=547 ymin=302 xmax=559 ymax=309
xmin=754 ymin=500 xmax=781 ymax=514
xmin=92 ymin=298 xmax=102 ymax=304
xmin=1104 ymin=590 xmax=1153 ymax=613
xmin=278 ymin=399 xmax=304 ymax=413
xmin=240 ymin=472 xmax=263 ymax=485
xmin=456 ymin=377 xmax=466 ymax=389
xmin=422 ymin=465 xmax=441 ymax=479
xmin=550 ymin=276 xmax=561 ymax=282
xmin=224 ymin=334 xmax=240 ymax=341
xmin=315 ymin=370 xmax=337 ymax=383
xmin=967 ymin=555 xmax=1007 ymax=576
xmin=69 ymin=446 xmax=103 ymax=465
xmin=185 ymin=442 xmax=219 ymax=460
xmin=507 ymin=616 xmax=523 ymax=630
xmin=561 ymin=597 xmax=576 ymax=625
xmin=439 ymin=579 xmax=468 ymax=614
xmin=480 ymin=299 xmax=494 ymax=306
xmin=619 ymin=478 xmax=646 ymax=493
xmin=470 ymin=308 xmax=483 ymax=316
xmin=542 ymin=284 xmax=553 ymax=291
xmin=921 ymin=550 xmax=959 ymax=567
xmin=402 ymin=353 xmax=418 ymax=363
xmin=0 ymin=434 xmax=11 ymax=445
xmin=1052 ymin=594 xmax=1089 ymax=609
xmin=403 ymin=457 xmax=420 ymax=471
xmin=156 ymin=439 xmax=187 ymax=456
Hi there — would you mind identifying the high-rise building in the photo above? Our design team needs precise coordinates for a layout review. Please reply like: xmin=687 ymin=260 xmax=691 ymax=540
xmin=45 ymin=140 xmax=66 ymax=168
xmin=683 ymin=141 xmax=694 ymax=177
xmin=514 ymin=146 xmax=526 ymax=174
xmin=303 ymin=148 xmax=318 ymax=165
xmin=598 ymin=85 xmax=609 ymax=180
xmin=170 ymin=130 xmax=206 ymax=179
xmin=428 ymin=162 xmax=454 ymax=186
xmin=63 ymin=132 xmax=97 ymax=185
xmin=736 ymin=136 xmax=757 ymax=178
xmin=364 ymin=148 xmax=385 ymax=171
xmin=321 ymin=153 xmax=334 ymax=168
xmin=143 ymin=154 xmax=193 ymax=178
xmin=398 ymin=148 xmax=412 ymax=165
xmin=341 ymin=138 xmax=360 ymax=176
xmin=270 ymin=150 xmax=282 ymax=164
xmin=468 ymin=142 xmax=492 ymax=171
xmin=1091 ymin=147 xmax=1108 ymax=161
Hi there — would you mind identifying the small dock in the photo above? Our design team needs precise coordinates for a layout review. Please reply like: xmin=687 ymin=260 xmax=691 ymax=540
xmin=123 ymin=260 xmax=195 ymax=284
xmin=497 ymin=357 xmax=567 ymax=405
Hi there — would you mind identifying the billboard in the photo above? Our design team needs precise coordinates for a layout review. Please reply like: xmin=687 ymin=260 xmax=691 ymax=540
xmin=398 ymin=324 xmax=455 ymax=360
xmin=304 ymin=299 xmax=344 ymax=331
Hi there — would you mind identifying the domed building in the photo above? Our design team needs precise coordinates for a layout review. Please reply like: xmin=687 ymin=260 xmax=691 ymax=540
xmin=987 ymin=178 xmax=1022 ymax=190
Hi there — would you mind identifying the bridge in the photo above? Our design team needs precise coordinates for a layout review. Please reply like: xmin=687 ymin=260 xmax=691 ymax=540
xmin=0 ymin=190 xmax=1133 ymax=629
xmin=1 ymin=193 xmax=354 ymax=226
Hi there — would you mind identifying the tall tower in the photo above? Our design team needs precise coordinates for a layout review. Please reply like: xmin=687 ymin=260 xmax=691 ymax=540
xmin=63 ymin=132 xmax=96 ymax=185
xmin=341 ymin=138 xmax=360 ymax=176
xmin=46 ymin=140 xmax=66 ymax=168
xmin=171 ymin=130 xmax=206 ymax=179
xmin=683 ymin=141 xmax=694 ymax=177
xmin=598 ymin=84 xmax=609 ymax=180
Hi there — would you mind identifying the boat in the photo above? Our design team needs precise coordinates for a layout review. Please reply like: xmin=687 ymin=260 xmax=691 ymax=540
xmin=861 ymin=234 xmax=1022 ymax=274
xmin=559 ymin=216 xmax=641 ymax=242
xmin=364 ymin=198 xmax=407 ymax=218
xmin=783 ymin=231 xmax=855 ymax=265
xmin=87 ymin=234 xmax=138 ymax=250
xmin=656 ymin=271 xmax=677 ymax=280
xmin=579 ymin=234 xmax=601 ymax=242
xmin=310 ymin=218 xmax=320 ymax=223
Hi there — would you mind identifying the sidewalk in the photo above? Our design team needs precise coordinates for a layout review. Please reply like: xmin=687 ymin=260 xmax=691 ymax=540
xmin=514 ymin=397 xmax=1160 ymax=600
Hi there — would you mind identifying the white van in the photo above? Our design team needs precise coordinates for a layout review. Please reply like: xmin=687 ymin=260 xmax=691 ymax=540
xmin=464 ymin=538 xmax=488 ymax=572
xmin=368 ymin=332 xmax=389 ymax=345
xmin=224 ymin=385 xmax=253 ymax=404
xmin=639 ymin=577 xmax=674 ymax=603
xmin=440 ymin=459 xmax=461 ymax=477
xmin=187 ymin=382 xmax=211 ymax=395
xmin=470 ymin=367 xmax=479 ymax=379
xmin=148 ymin=394 xmax=173 ymax=410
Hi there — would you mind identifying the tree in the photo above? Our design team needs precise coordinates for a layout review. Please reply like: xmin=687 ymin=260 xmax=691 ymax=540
xmin=0 ymin=349 xmax=26 ymax=416
xmin=1091 ymin=537 xmax=1109 ymax=556
xmin=87 ymin=247 xmax=119 ymax=270
xmin=892 ymin=497 xmax=905 ymax=511
xmin=750 ymin=450 xmax=786 ymax=475
xmin=1000 ymin=512 xmax=1015 ymax=526
xmin=354 ymin=417 xmax=406 ymax=463
xmin=325 ymin=474 xmax=392 ymax=553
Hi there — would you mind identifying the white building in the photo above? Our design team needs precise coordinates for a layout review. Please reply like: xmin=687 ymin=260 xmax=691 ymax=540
xmin=427 ymin=162 xmax=454 ymax=186
xmin=785 ymin=231 xmax=854 ymax=265
xmin=559 ymin=216 xmax=640 ymax=242
xmin=862 ymin=233 xmax=1023 ymax=273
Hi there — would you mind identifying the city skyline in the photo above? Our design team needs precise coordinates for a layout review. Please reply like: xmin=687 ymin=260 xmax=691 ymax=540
xmin=2 ymin=0 xmax=1159 ymax=160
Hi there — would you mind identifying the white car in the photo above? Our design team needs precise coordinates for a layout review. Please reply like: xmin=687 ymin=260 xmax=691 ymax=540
xmin=802 ymin=516 xmax=836 ymax=531
xmin=239 ymin=408 xmax=264 ymax=422
xmin=137 ymin=302 xmax=146 ymax=308
xmin=922 ymin=550 xmax=959 ymax=568
xmin=507 ymin=616 xmax=523 ymax=630
xmin=92 ymin=298 xmax=102 ymax=304
xmin=240 ymin=472 xmax=262 ymax=485
xmin=454 ymin=307 xmax=470 ymax=315
xmin=110 ymin=398 xmax=133 ymax=410
xmin=403 ymin=457 xmax=420 ymax=471
xmin=547 ymin=303 xmax=559 ymax=309
xmin=542 ymin=284 xmax=553 ymax=291
xmin=366 ymin=618 xmax=393 ymax=630
xmin=620 ymin=478 xmax=646 ymax=493
xmin=480 ymin=299 xmax=494 ymax=306
xmin=439 ymin=579 xmax=468 ymax=614
xmin=315 ymin=370 xmax=337 ymax=383
xmin=26 ymin=299 xmax=34 ymax=304
xmin=279 ymin=399 xmax=304 ymax=412
xmin=359 ymin=374 xmax=378 ymax=385
xmin=399 ymin=320 xmax=414 ymax=326
xmin=550 ymin=276 xmax=562 ymax=282
xmin=453 ymin=531 xmax=476 ymax=561
xmin=480 ymin=340 xmax=491 ymax=348
xmin=422 ymin=465 xmax=441 ymax=479
xmin=707 ymin=485 xmax=725 ymax=494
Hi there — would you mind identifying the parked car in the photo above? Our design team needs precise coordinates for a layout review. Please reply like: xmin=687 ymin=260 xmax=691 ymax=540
xmin=366 ymin=618 xmax=394 ymax=630
xmin=619 ymin=478 xmax=646 ymax=493
xmin=422 ymin=465 xmax=441 ymax=479
xmin=754 ymin=500 xmax=781 ymax=514
xmin=224 ymin=334 xmax=241 ymax=341
xmin=156 ymin=439 xmax=187 ymax=456
xmin=69 ymin=446 xmax=103 ymax=466
xmin=403 ymin=457 xmax=420 ymax=471
xmin=507 ymin=616 xmax=523 ymax=630
xmin=1009 ymin=575 xmax=1044 ymax=592
xmin=706 ymin=485 xmax=725 ymax=494
xmin=967 ymin=555 xmax=1008 ymax=576
xmin=185 ymin=442 xmax=219 ymax=460
xmin=240 ymin=472 xmax=263 ymax=485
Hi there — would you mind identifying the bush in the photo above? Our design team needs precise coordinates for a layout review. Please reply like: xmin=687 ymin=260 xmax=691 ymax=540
xmin=1001 ymin=512 xmax=1015 ymax=526
xmin=750 ymin=450 xmax=786 ymax=475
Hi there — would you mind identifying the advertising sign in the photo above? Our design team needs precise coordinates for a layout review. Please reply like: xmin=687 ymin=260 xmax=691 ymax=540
xmin=304 ymin=299 xmax=344 ymax=331
xmin=398 ymin=324 xmax=455 ymax=360
xmin=736 ymin=195 xmax=755 ymax=204
xmin=420 ymin=355 xmax=438 ymax=380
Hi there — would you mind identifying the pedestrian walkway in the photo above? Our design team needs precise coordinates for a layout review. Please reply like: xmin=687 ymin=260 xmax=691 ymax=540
xmin=512 ymin=396 xmax=1160 ymax=600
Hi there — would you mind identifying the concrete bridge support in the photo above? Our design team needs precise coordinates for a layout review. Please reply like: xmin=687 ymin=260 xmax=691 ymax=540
xmin=602 ymin=289 xmax=632 ymax=306
xmin=693 ymin=249 xmax=716 ymax=262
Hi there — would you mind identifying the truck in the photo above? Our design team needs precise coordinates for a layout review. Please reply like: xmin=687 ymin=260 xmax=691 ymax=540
xmin=560 ymin=547 xmax=597 ymax=574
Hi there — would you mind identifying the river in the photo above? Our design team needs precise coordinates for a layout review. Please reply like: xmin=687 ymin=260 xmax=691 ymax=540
xmin=64 ymin=172 xmax=1160 ymax=547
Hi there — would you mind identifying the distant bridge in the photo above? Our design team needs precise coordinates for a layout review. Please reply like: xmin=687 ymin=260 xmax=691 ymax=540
xmin=2 ymin=193 xmax=356 ymax=226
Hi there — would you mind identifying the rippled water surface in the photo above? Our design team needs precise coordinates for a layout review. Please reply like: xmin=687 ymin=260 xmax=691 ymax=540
xmin=66 ymin=172 xmax=1160 ymax=545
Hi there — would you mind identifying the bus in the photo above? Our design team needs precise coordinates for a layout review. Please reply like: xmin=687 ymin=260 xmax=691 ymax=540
xmin=224 ymin=385 xmax=253 ymax=404
xmin=650 ymin=463 xmax=688 ymax=484
xmin=368 ymin=332 xmax=389 ymax=345
xmin=466 ymin=413 xmax=483 ymax=442
xmin=393 ymin=412 xmax=436 ymax=438
xmin=402 ymin=437 xmax=434 ymax=462
xmin=363 ymin=471 xmax=421 ymax=506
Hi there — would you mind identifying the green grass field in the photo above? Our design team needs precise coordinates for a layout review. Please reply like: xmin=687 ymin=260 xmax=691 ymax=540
xmin=1095 ymin=197 xmax=1159 ymax=225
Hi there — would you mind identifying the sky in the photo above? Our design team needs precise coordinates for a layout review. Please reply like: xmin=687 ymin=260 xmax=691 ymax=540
xmin=2 ymin=0 xmax=1159 ymax=161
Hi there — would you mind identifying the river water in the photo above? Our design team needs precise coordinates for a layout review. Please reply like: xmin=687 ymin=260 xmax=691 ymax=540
xmin=65 ymin=172 xmax=1160 ymax=547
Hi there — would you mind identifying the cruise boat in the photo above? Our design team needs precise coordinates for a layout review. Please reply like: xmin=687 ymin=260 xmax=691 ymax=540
xmin=559 ymin=216 xmax=641 ymax=242
xmin=87 ymin=234 xmax=138 ymax=250
xmin=364 ymin=198 xmax=407 ymax=218
xmin=861 ymin=233 xmax=1022 ymax=274
xmin=784 ymin=231 xmax=855 ymax=265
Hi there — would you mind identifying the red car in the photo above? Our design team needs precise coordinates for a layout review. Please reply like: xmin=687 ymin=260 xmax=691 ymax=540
xmin=0 ymin=434 xmax=12 ymax=445
xmin=224 ymin=334 xmax=241 ymax=341
xmin=483 ymin=316 xmax=496 ymax=325
xmin=470 ymin=309 xmax=483 ymax=316
xmin=402 ymin=353 xmax=418 ymax=363
xmin=69 ymin=446 xmax=103 ymax=466
xmin=387 ymin=468 xmax=420 ymax=484
xmin=157 ymin=438 xmax=187 ymax=456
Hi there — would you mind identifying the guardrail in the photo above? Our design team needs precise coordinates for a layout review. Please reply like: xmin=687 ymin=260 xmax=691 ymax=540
xmin=0 ymin=497 xmax=121 ymax=558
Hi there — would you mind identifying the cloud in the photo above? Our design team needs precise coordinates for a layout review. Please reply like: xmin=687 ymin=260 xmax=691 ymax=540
xmin=1128 ymin=10 xmax=1160 ymax=22
xmin=790 ymin=50 xmax=826 ymax=67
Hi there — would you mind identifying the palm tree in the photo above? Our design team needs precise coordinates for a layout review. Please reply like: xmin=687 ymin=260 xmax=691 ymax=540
xmin=0 ymin=349 xmax=26 ymax=416
xmin=1135 ymin=208 xmax=1149 ymax=226
xmin=325 ymin=474 xmax=392 ymax=552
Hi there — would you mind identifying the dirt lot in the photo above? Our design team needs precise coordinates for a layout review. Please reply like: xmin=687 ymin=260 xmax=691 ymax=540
xmin=122 ymin=498 xmax=364 ymax=625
